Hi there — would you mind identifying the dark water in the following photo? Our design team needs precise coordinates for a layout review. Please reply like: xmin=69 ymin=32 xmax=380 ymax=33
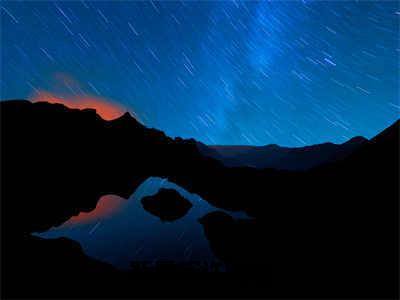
xmin=35 ymin=177 xmax=246 ymax=270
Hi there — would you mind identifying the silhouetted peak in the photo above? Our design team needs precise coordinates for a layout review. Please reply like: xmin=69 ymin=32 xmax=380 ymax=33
xmin=110 ymin=111 xmax=143 ymax=128
xmin=345 ymin=136 xmax=368 ymax=145
xmin=263 ymin=143 xmax=281 ymax=149
xmin=123 ymin=111 xmax=133 ymax=118
xmin=114 ymin=111 xmax=134 ymax=121
xmin=376 ymin=119 xmax=399 ymax=138
xmin=369 ymin=119 xmax=400 ymax=146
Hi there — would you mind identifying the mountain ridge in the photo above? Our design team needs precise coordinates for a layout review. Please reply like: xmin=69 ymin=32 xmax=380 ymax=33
xmin=1 ymin=99 xmax=398 ymax=299
xmin=198 ymin=135 xmax=368 ymax=170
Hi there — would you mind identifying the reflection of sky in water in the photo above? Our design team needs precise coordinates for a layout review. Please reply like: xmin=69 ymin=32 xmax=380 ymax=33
xmin=35 ymin=177 xmax=246 ymax=270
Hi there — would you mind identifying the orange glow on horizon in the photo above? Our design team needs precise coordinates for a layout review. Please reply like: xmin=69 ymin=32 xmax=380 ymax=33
xmin=65 ymin=195 xmax=126 ymax=226
xmin=31 ymin=90 xmax=126 ymax=121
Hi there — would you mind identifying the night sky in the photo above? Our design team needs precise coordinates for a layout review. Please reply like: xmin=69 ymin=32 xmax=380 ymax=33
xmin=1 ymin=1 xmax=399 ymax=146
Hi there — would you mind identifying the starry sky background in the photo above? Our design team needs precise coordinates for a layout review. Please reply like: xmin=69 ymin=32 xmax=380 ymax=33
xmin=1 ymin=1 xmax=399 ymax=146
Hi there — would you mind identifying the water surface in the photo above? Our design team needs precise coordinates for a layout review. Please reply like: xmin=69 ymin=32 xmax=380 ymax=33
xmin=36 ymin=177 xmax=246 ymax=270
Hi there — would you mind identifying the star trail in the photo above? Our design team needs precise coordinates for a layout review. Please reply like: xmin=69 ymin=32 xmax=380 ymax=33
xmin=1 ymin=1 xmax=399 ymax=146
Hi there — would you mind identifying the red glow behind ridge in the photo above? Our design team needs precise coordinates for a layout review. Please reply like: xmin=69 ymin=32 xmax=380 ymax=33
xmin=31 ymin=90 xmax=125 ymax=121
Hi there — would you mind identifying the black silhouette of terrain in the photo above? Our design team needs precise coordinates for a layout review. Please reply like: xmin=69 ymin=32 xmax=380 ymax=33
xmin=197 ymin=136 xmax=367 ymax=170
xmin=1 ymin=100 xmax=398 ymax=299
xmin=141 ymin=188 xmax=192 ymax=221
xmin=199 ymin=211 xmax=266 ymax=273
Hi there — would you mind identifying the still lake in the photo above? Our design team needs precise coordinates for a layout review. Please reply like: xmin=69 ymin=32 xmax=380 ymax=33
xmin=35 ymin=177 xmax=246 ymax=270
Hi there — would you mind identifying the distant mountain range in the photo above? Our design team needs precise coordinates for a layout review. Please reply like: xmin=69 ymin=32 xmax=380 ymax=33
xmin=197 ymin=136 xmax=367 ymax=170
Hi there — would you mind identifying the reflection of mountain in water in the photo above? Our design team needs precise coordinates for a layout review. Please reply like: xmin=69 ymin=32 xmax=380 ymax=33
xmin=36 ymin=177 xmax=246 ymax=270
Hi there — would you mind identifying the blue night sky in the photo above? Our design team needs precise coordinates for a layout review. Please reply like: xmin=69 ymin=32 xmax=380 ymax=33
xmin=1 ymin=1 xmax=399 ymax=146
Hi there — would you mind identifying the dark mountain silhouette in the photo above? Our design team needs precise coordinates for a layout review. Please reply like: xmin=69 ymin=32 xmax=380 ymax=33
xmin=197 ymin=136 xmax=367 ymax=170
xmin=1 ymin=100 xmax=398 ymax=299
xmin=141 ymin=188 xmax=192 ymax=221
xmin=193 ymin=118 xmax=399 ymax=298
